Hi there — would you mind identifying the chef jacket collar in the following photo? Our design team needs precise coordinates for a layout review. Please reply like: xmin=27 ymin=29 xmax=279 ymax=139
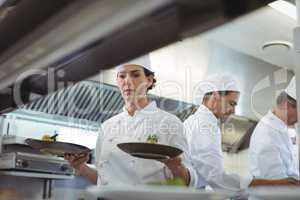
xmin=195 ymin=104 xmax=218 ymax=124
xmin=122 ymin=101 xmax=158 ymax=117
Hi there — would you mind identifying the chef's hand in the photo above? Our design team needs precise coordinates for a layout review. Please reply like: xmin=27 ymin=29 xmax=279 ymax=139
xmin=250 ymin=177 xmax=300 ymax=187
xmin=64 ymin=153 xmax=98 ymax=184
xmin=64 ymin=153 xmax=89 ymax=172
xmin=159 ymin=156 xmax=190 ymax=186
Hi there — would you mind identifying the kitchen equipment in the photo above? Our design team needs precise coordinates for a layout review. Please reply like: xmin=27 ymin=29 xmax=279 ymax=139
xmin=0 ymin=135 xmax=74 ymax=175
xmin=117 ymin=143 xmax=183 ymax=160
xmin=0 ymin=152 xmax=74 ymax=175
xmin=25 ymin=138 xmax=91 ymax=157
xmin=85 ymin=185 xmax=235 ymax=200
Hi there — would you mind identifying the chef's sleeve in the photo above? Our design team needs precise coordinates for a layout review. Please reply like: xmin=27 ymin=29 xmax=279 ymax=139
xmin=187 ymin=119 xmax=252 ymax=191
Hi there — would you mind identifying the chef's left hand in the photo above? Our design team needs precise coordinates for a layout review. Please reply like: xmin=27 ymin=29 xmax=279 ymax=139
xmin=159 ymin=156 xmax=190 ymax=186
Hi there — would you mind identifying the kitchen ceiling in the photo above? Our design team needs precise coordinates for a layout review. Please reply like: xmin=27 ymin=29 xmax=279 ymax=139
xmin=204 ymin=2 xmax=297 ymax=71
xmin=0 ymin=0 xmax=278 ymax=113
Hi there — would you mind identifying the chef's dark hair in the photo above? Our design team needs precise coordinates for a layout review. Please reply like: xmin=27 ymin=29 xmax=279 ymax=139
xmin=202 ymin=91 xmax=236 ymax=103
xmin=143 ymin=68 xmax=156 ymax=91
xmin=276 ymin=91 xmax=296 ymax=106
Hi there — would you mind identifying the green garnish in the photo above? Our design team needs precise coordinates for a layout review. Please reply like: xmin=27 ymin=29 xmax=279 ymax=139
xmin=147 ymin=134 xmax=159 ymax=144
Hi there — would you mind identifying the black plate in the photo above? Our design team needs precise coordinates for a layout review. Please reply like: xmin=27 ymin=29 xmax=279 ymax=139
xmin=25 ymin=138 xmax=91 ymax=157
xmin=117 ymin=143 xmax=183 ymax=160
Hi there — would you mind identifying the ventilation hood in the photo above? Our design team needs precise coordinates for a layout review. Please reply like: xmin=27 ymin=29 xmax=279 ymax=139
xmin=0 ymin=0 xmax=274 ymax=113
xmin=15 ymin=81 xmax=196 ymax=124
xmin=10 ymin=80 xmax=255 ymax=152
xmin=221 ymin=116 xmax=258 ymax=153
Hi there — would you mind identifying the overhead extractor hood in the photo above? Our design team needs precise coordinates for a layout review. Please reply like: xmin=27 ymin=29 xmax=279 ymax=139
xmin=16 ymin=81 xmax=196 ymax=124
xmin=0 ymin=0 xmax=274 ymax=113
xmin=12 ymin=80 xmax=255 ymax=152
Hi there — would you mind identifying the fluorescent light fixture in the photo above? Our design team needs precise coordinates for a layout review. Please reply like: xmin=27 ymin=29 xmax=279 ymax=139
xmin=269 ymin=0 xmax=297 ymax=20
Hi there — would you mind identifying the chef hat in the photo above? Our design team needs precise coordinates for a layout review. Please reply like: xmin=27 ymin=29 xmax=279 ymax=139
xmin=196 ymin=74 xmax=240 ymax=104
xmin=116 ymin=54 xmax=153 ymax=73
xmin=285 ymin=76 xmax=296 ymax=100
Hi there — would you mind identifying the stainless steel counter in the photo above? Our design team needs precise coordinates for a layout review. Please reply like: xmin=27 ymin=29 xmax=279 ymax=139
xmin=0 ymin=171 xmax=78 ymax=200
xmin=85 ymin=185 xmax=235 ymax=200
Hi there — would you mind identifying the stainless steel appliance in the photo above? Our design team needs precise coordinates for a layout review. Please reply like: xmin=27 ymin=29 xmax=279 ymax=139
xmin=0 ymin=135 xmax=74 ymax=175
xmin=0 ymin=152 xmax=73 ymax=175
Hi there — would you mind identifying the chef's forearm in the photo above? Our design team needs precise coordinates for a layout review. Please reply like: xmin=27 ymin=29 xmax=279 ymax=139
xmin=249 ymin=178 xmax=300 ymax=187
xmin=77 ymin=164 xmax=98 ymax=184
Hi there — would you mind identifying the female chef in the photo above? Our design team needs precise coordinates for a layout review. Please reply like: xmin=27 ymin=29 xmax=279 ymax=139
xmin=65 ymin=55 xmax=197 ymax=186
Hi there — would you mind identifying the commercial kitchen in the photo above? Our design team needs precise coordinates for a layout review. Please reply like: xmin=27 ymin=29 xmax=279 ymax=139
xmin=0 ymin=0 xmax=300 ymax=199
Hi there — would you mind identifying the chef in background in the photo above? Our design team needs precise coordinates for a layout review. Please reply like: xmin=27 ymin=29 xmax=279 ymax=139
xmin=65 ymin=55 xmax=197 ymax=186
xmin=249 ymin=76 xmax=299 ymax=180
xmin=184 ymin=74 xmax=300 ymax=192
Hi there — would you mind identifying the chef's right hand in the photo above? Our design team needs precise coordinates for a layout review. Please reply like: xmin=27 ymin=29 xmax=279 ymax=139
xmin=64 ymin=153 xmax=98 ymax=184
xmin=64 ymin=153 xmax=89 ymax=171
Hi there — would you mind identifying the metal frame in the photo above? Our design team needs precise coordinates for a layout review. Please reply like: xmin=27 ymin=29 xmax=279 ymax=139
xmin=295 ymin=0 xmax=300 ymax=180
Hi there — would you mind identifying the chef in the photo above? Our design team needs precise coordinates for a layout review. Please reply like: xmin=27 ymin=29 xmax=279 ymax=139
xmin=65 ymin=55 xmax=197 ymax=186
xmin=249 ymin=76 xmax=299 ymax=180
xmin=184 ymin=74 xmax=300 ymax=192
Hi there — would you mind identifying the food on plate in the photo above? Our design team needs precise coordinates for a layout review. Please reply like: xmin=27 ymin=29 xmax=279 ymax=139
xmin=41 ymin=133 xmax=58 ymax=142
xmin=146 ymin=134 xmax=159 ymax=144
xmin=41 ymin=135 xmax=54 ymax=142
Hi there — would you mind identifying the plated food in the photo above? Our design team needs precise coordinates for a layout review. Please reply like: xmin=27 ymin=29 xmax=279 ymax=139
xmin=25 ymin=138 xmax=91 ymax=157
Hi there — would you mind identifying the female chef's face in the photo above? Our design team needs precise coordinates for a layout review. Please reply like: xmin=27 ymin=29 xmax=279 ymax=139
xmin=117 ymin=65 xmax=153 ymax=103
xmin=214 ymin=91 xmax=240 ymax=121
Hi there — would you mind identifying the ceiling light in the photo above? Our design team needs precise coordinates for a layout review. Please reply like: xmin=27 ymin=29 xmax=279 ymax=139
xmin=262 ymin=40 xmax=293 ymax=51
xmin=268 ymin=0 xmax=297 ymax=20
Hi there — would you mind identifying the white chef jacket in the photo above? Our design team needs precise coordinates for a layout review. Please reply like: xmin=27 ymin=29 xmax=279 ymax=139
xmin=249 ymin=111 xmax=299 ymax=179
xmin=184 ymin=105 xmax=252 ymax=191
xmin=95 ymin=101 xmax=197 ymax=186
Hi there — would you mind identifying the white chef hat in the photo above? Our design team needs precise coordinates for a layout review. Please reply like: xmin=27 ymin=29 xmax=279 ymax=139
xmin=285 ymin=76 xmax=296 ymax=100
xmin=116 ymin=54 xmax=153 ymax=73
xmin=195 ymin=74 xmax=240 ymax=104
